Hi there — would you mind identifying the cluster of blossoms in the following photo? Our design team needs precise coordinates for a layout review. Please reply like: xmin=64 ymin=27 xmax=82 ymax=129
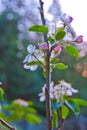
xmin=23 ymin=13 xmax=83 ymax=71
xmin=38 ymin=80 xmax=78 ymax=102
xmin=60 ymin=13 xmax=83 ymax=43
xmin=23 ymin=44 xmax=62 ymax=71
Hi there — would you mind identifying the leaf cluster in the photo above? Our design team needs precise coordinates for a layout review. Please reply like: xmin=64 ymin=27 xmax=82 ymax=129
xmin=52 ymin=98 xmax=87 ymax=128
xmin=0 ymin=100 xmax=41 ymax=124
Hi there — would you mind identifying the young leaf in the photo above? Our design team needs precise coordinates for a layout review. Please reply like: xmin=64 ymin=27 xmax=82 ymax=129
xmin=70 ymin=98 xmax=87 ymax=106
xmin=52 ymin=110 xmax=58 ymax=128
xmin=65 ymin=100 xmax=80 ymax=116
xmin=52 ymin=101 xmax=63 ymax=111
xmin=50 ymin=58 xmax=59 ymax=64
xmin=55 ymin=28 xmax=66 ymax=41
xmin=55 ymin=63 xmax=68 ymax=70
xmin=0 ymin=87 xmax=4 ymax=101
xmin=27 ymin=61 xmax=39 ymax=66
xmin=62 ymin=105 xmax=69 ymax=119
xmin=29 ymin=25 xmax=48 ymax=34
xmin=55 ymin=31 xmax=66 ymax=41
xmin=65 ymin=45 xmax=79 ymax=59
xmin=48 ymin=36 xmax=55 ymax=45
xmin=25 ymin=114 xmax=41 ymax=124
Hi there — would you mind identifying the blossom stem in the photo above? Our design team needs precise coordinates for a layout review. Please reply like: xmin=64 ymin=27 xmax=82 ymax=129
xmin=32 ymin=53 xmax=45 ymax=69
xmin=0 ymin=118 xmax=16 ymax=130
xmin=39 ymin=0 xmax=53 ymax=130
xmin=59 ymin=107 xmax=64 ymax=130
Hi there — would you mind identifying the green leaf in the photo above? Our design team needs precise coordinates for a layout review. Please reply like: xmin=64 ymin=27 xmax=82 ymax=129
xmin=65 ymin=100 xmax=80 ymax=116
xmin=48 ymin=36 xmax=55 ymax=45
xmin=0 ymin=112 xmax=8 ymax=121
xmin=70 ymin=98 xmax=87 ymax=107
xmin=62 ymin=105 xmax=69 ymax=119
xmin=25 ymin=107 xmax=37 ymax=114
xmin=25 ymin=114 xmax=41 ymax=124
xmin=42 ymin=70 xmax=46 ymax=78
xmin=27 ymin=101 xmax=34 ymax=106
xmin=29 ymin=25 xmax=48 ymax=34
xmin=50 ymin=58 xmax=59 ymax=64
xmin=52 ymin=110 xmax=58 ymax=128
xmin=55 ymin=63 xmax=68 ymax=70
xmin=65 ymin=45 xmax=79 ymax=58
xmin=0 ymin=87 xmax=4 ymax=101
xmin=27 ymin=61 xmax=39 ymax=66
xmin=55 ymin=28 xmax=66 ymax=41
xmin=52 ymin=101 xmax=63 ymax=111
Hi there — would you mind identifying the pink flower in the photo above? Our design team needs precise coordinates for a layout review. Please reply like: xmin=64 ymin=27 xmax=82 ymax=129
xmin=54 ymin=45 xmax=62 ymax=52
xmin=76 ymin=35 xmax=83 ymax=43
xmin=60 ymin=13 xmax=73 ymax=25
xmin=38 ymin=42 xmax=48 ymax=50
xmin=14 ymin=99 xmax=28 ymax=107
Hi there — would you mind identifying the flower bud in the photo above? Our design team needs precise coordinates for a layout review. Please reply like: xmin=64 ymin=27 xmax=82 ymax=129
xmin=60 ymin=13 xmax=73 ymax=25
xmin=76 ymin=35 xmax=83 ymax=43
xmin=54 ymin=45 xmax=62 ymax=52
xmin=38 ymin=42 xmax=48 ymax=50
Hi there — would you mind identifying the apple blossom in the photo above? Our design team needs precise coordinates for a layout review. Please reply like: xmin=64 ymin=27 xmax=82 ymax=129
xmin=38 ymin=82 xmax=55 ymax=102
xmin=55 ymin=80 xmax=78 ymax=97
xmin=23 ymin=54 xmax=38 ymax=71
xmin=23 ymin=45 xmax=39 ymax=71
xmin=38 ymin=80 xmax=78 ymax=102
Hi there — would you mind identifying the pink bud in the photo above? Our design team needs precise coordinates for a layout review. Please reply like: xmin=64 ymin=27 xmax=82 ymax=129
xmin=60 ymin=13 xmax=73 ymax=25
xmin=76 ymin=35 xmax=83 ymax=43
xmin=54 ymin=45 xmax=62 ymax=52
xmin=38 ymin=42 xmax=48 ymax=50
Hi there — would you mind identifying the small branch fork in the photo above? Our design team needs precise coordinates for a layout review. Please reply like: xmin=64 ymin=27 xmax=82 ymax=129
xmin=0 ymin=118 xmax=16 ymax=130
xmin=39 ymin=1 xmax=53 ymax=130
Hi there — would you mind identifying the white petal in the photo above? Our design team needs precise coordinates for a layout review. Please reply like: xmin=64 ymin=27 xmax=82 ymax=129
xmin=63 ymin=32 xmax=73 ymax=41
xmin=71 ymin=88 xmax=78 ymax=93
xmin=66 ymin=90 xmax=72 ymax=96
xmin=50 ymin=82 xmax=55 ymax=92
xmin=27 ymin=45 xmax=36 ymax=53
xmin=39 ymin=95 xmax=46 ymax=102
xmin=23 ymin=55 xmax=30 ymax=63
xmin=50 ymin=93 xmax=54 ymax=99
xmin=61 ymin=91 xmax=65 ymax=95
xmin=61 ymin=82 xmax=71 ymax=89
xmin=29 ymin=65 xmax=38 ymax=71
xmin=23 ymin=64 xmax=30 ymax=69
xmin=38 ymin=93 xmax=44 ymax=97
xmin=50 ymin=81 xmax=54 ymax=88
xmin=23 ymin=64 xmax=38 ymax=71
xmin=42 ymin=86 xmax=46 ymax=93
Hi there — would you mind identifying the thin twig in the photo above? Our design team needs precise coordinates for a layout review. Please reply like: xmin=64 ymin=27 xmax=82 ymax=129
xmin=0 ymin=118 xmax=16 ymax=130
xmin=59 ymin=107 xmax=64 ymax=130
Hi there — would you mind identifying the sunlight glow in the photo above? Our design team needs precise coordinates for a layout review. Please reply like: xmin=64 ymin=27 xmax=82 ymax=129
xmin=59 ymin=0 xmax=87 ymax=41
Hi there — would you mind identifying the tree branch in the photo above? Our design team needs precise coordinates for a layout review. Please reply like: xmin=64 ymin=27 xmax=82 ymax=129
xmin=0 ymin=118 xmax=16 ymax=130
xmin=39 ymin=1 xmax=53 ymax=130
